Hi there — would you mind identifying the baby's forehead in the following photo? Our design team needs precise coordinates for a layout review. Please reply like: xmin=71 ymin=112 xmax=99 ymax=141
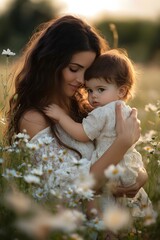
xmin=85 ymin=77 xmax=107 ymax=87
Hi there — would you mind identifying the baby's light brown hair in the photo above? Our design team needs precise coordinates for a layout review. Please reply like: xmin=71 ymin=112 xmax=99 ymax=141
xmin=85 ymin=49 xmax=136 ymax=101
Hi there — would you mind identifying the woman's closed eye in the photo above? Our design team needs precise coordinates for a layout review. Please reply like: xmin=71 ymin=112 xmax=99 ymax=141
xmin=69 ymin=67 xmax=79 ymax=72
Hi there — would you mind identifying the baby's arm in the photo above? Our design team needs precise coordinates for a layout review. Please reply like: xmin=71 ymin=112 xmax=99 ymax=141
xmin=44 ymin=104 xmax=90 ymax=142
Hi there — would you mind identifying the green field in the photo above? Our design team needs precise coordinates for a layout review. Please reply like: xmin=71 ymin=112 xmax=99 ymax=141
xmin=0 ymin=62 xmax=160 ymax=239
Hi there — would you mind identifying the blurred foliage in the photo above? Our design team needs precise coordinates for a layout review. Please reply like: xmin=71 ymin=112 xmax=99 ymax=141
xmin=95 ymin=19 xmax=160 ymax=63
xmin=0 ymin=0 xmax=160 ymax=64
xmin=0 ymin=0 xmax=57 ymax=56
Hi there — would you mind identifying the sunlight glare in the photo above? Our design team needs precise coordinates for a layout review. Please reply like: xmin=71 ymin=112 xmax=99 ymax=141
xmin=59 ymin=0 xmax=120 ymax=18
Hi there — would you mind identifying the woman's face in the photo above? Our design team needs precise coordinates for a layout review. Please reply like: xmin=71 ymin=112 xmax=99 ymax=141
xmin=62 ymin=51 xmax=96 ymax=97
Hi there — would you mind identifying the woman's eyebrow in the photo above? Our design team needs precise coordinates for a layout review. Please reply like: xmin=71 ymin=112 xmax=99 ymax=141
xmin=69 ymin=63 xmax=84 ymax=68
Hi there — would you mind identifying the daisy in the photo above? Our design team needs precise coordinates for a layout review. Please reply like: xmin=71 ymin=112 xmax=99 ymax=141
xmin=104 ymin=164 xmax=125 ymax=180
xmin=2 ymin=48 xmax=16 ymax=56
xmin=24 ymin=175 xmax=40 ymax=185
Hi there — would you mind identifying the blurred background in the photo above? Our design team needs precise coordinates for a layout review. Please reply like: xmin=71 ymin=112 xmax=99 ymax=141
xmin=0 ymin=0 xmax=160 ymax=63
xmin=0 ymin=0 xmax=160 ymax=131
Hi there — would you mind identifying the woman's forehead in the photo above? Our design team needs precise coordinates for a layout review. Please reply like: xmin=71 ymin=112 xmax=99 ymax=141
xmin=70 ymin=51 xmax=96 ymax=68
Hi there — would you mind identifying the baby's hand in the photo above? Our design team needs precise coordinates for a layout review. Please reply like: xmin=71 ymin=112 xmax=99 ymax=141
xmin=44 ymin=104 xmax=66 ymax=122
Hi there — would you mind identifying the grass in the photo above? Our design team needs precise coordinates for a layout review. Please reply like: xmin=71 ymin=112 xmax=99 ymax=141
xmin=129 ymin=64 xmax=160 ymax=133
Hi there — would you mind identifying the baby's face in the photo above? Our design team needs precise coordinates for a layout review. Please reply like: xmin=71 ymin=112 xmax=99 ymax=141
xmin=85 ymin=78 xmax=120 ymax=108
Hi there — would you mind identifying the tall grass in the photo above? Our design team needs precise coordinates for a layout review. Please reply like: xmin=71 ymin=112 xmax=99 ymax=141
xmin=0 ymin=59 xmax=160 ymax=239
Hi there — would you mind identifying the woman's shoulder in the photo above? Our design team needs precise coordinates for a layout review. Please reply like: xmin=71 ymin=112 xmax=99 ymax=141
xmin=19 ymin=110 xmax=49 ymax=139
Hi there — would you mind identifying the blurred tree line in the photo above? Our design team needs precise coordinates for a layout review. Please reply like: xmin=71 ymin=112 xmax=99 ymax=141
xmin=0 ymin=0 xmax=160 ymax=64
xmin=0 ymin=0 xmax=56 ymax=56
xmin=95 ymin=19 xmax=160 ymax=64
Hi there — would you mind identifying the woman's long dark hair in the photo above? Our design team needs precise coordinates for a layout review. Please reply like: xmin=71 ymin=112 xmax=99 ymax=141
xmin=7 ymin=15 xmax=108 ymax=155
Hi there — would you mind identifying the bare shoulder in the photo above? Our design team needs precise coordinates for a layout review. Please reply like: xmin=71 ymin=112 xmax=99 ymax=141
xmin=19 ymin=110 xmax=49 ymax=139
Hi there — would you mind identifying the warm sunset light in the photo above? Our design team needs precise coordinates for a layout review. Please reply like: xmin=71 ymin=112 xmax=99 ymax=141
xmin=58 ymin=0 xmax=120 ymax=18
xmin=56 ymin=0 xmax=160 ymax=21
xmin=0 ymin=0 xmax=160 ymax=21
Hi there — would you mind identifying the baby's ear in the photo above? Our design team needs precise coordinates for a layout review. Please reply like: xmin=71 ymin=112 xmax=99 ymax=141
xmin=118 ymin=85 xmax=128 ymax=99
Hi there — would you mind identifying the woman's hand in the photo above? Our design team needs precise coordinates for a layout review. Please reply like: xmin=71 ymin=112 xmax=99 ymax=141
xmin=115 ymin=103 xmax=141 ymax=148
xmin=114 ymin=168 xmax=148 ymax=198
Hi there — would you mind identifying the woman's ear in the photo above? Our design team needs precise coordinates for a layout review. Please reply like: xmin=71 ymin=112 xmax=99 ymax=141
xmin=118 ymin=85 xmax=128 ymax=99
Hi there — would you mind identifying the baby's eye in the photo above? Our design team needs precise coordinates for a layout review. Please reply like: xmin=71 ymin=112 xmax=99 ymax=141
xmin=98 ymin=88 xmax=105 ymax=93
xmin=87 ymin=89 xmax=93 ymax=93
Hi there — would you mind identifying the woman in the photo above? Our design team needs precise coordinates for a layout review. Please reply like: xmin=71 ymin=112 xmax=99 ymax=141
xmin=7 ymin=15 xmax=147 ymax=204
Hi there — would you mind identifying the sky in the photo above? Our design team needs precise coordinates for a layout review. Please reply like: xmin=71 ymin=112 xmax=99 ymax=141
xmin=0 ymin=0 xmax=160 ymax=21
xmin=56 ymin=0 xmax=160 ymax=21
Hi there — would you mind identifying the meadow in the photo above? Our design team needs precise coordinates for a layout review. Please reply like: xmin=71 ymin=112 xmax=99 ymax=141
xmin=0 ymin=58 xmax=160 ymax=239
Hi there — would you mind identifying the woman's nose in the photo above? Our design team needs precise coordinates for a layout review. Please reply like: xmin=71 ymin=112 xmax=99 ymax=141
xmin=76 ymin=74 xmax=84 ymax=85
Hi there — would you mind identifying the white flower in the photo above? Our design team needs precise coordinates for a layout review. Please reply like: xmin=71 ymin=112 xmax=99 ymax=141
xmin=49 ymin=151 xmax=55 ymax=158
xmin=37 ymin=136 xmax=53 ymax=145
xmin=72 ymin=157 xmax=90 ymax=167
xmin=87 ymin=218 xmax=105 ymax=231
xmin=50 ymin=209 xmax=85 ymax=232
xmin=63 ymin=188 xmax=74 ymax=199
xmin=74 ymin=173 xmax=95 ymax=190
xmin=17 ymin=163 xmax=26 ymax=170
xmin=138 ymin=130 xmax=157 ymax=143
xmin=143 ymin=207 xmax=157 ymax=226
xmin=42 ymin=153 xmax=48 ymax=161
xmin=145 ymin=103 xmax=157 ymax=112
xmin=26 ymin=142 xmax=39 ymax=151
xmin=30 ymin=167 xmax=43 ymax=176
xmin=2 ymin=169 xmax=22 ymax=179
xmin=50 ymin=189 xmax=56 ymax=196
xmin=44 ymin=163 xmax=53 ymax=174
xmin=143 ymin=145 xmax=155 ymax=153
xmin=75 ymin=188 xmax=94 ymax=200
xmin=2 ymin=48 xmax=16 ymax=56
xmin=24 ymin=175 xmax=40 ymax=185
xmin=15 ymin=132 xmax=30 ymax=140
xmin=70 ymin=233 xmax=83 ymax=240
xmin=34 ymin=188 xmax=46 ymax=199
xmin=104 ymin=164 xmax=125 ymax=180
xmin=90 ymin=208 xmax=98 ymax=216
xmin=102 ymin=204 xmax=131 ymax=233
xmin=0 ymin=158 xmax=4 ymax=164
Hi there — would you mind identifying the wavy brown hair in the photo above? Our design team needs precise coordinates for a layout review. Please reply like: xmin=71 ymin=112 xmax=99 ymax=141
xmin=7 ymin=15 xmax=108 ymax=155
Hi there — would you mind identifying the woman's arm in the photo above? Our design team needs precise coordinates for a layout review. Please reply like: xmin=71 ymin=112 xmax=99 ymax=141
xmin=44 ymin=104 xmax=90 ymax=142
xmin=90 ymin=103 xmax=143 ymax=193
xmin=114 ymin=167 xmax=148 ymax=198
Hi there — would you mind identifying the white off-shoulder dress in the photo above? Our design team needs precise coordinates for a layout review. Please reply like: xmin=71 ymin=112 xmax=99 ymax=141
xmin=31 ymin=124 xmax=94 ymax=160
xmin=29 ymin=125 xmax=95 ymax=200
